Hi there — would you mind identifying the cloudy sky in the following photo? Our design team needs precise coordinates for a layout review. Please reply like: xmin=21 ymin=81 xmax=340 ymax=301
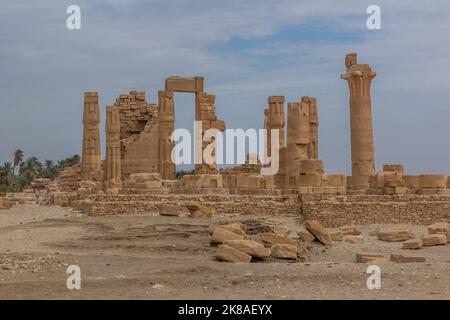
xmin=1 ymin=0 xmax=450 ymax=174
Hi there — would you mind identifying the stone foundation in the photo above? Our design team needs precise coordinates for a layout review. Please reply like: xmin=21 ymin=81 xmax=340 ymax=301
xmin=72 ymin=193 xmax=300 ymax=216
xmin=301 ymin=194 xmax=450 ymax=227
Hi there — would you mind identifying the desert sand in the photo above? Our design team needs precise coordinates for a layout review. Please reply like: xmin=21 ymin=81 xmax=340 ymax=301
xmin=0 ymin=204 xmax=449 ymax=300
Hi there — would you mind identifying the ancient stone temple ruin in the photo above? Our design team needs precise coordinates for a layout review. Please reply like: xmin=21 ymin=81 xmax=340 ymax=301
xmin=39 ymin=54 xmax=450 ymax=227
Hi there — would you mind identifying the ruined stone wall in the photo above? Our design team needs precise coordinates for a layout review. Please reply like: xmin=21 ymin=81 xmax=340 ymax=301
xmin=301 ymin=194 xmax=450 ymax=227
xmin=112 ymin=91 xmax=160 ymax=178
xmin=72 ymin=193 xmax=300 ymax=217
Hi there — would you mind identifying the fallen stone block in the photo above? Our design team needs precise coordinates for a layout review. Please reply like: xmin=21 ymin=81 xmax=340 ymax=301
xmin=297 ymin=243 xmax=309 ymax=259
xmin=368 ymin=258 xmax=388 ymax=265
xmin=343 ymin=235 xmax=364 ymax=243
xmin=186 ymin=203 xmax=216 ymax=218
xmin=208 ymin=223 xmax=246 ymax=237
xmin=297 ymin=226 xmax=315 ymax=242
xmin=421 ymin=234 xmax=447 ymax=247
xmin=330 ymin=231 xmax=344 ymax=242
xmin=377 ymin=228 xmax=415 ymax=242
xmin=270 ymin=244 xmax=298 ymax=260
xmin=214 ymin=245 xmax=252 ymax=263
xmin=428 ymin=222 xmax=450 ymax=242
xmin=402 ymin=238 xmax=424 ymax=250
xmin=273 ymin=225 xmax=291 ymax=237
xmin=304 ymin=220 xmax=332 ymax=246
xmin=356 ymin=252 xmax=385 ymax=263
xmin=211 ymin=227 xmax=245 ymax=244
xmin=259 ymin=233 xmax=298 ymax=248
xmin=339 ymin=225 xmax=362 ymax=236
xmin=158 ymin=204 xmax=182 ymax=217
xmin=223 ymin=240 xmax=270 ymax=258
xmin=390 ymin=252 xmax=426 ymax=263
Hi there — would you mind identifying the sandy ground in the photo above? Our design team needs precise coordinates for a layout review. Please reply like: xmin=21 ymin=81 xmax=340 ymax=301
xmin=0 ymin=204 xmax=449 ymax=300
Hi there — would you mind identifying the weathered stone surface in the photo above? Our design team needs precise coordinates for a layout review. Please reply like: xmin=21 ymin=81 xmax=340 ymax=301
xmin=273 ymin=225 xmax=291 ymax=236
xmin=208 ymin=223 xmax=246 ymax=237
xmin=402 ymin=238 xmax=424 ymax=250
xmin=125 ymin=173 xmax=162 ymax=190
xmin=304 ymin=220 xmax=332 ymax=246
xmin=297 ymin=243 xmax=309 ymax=258
xmin=390 ymin=252 xmax=426 ymax=263
xmin=270 ymin=244 xmax=298 ymax=260
xmin=356 ymin=252 xmax=385 ymax=263
xmin=330 ymin=231 xmax=344 ymax=242
xmin=53 ymin=192 xmax=72 ymax=207
xmin=428 ymin=222 xmax=450 ymax=242
xmin=214 ymin=244 xmax=252 ymax=263
xmin=343 ymin=235 xmax=363 ymax=243
xmin=223 ymin=240 xmax=270 ymax=258
xmin=377 ymin=228 xmax=415 ymax=242
xmin=339 ymin=225 xmax=361 ymax=236
xmin=186 ymin=204 xmax=216 ymax=218
xmin=158 ymin=204 xmax=182 ymax=217
xmin=421 ymin=234 xmax=447 ymax=247
xmin=211 ymin=227 xmax=245 ymax=244
xmin=259 ymin=233 xmax=298 ymax=247
xmin=297 ymin=226 xmax=315 ymax=242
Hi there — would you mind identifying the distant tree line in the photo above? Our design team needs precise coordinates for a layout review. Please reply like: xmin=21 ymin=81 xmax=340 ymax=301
xmin=0 ymin=149 xmax=80 ymax=195
xmin=176 ymin=169 xmax=195 ymax=179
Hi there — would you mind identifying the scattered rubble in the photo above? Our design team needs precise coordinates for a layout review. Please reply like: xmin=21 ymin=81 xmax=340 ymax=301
xmin=421 ymin=234 xmax=447 ymax=247
xmin=215 ymin=245 xmax=252 ymax=263
xmin=270 ymin=244 xmax=298 ymax=260
xmin=377 ymin=228 xmax=415 ymax=242
xmin=390 ymin=253 xmax=426 ymax=263
xmin=356 ymin=252 xmax=385 ymax=264
xmin=402 ymin=238 xmax=424 ymax=250
xmin=211 ymin=227 xmax=245 ymax=244
xmin=297 ymin=226 xmax=315 ymax=242
xmin=304 ymin=220 xmax=332 ymax=246
xmin=223 ymin=240 xmax=271 ymax=259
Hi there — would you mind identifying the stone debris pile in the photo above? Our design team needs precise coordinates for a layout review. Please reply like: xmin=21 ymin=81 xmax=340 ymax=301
xmin=211 ymin=222 xmax=311 ymax=263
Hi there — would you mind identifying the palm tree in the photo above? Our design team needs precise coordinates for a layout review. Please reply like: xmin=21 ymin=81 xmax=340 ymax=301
xmin=44 ymin=159 xmax=54 ymax=169
xmin=0 ymin=162 xmax=14 ymax=186
xmin=13 ymin=149 xmax=24 ymax=175
xmin=19 ymin=157 xmax=42 ymax=183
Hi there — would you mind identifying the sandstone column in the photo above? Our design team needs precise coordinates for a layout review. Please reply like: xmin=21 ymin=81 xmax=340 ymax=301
xmin=308 ymin=97 xmax=319 ymax=159
xmin=105 ymin=106 xmax=121 ymax=188
xmin=158 ymin=90 xmax=176 ymax=180
xmin=283 ymin=100 xmax=310 ymax=187
xmin=266 ymin=96 xmax=285 ymax=157
xmin=341 ymin=53 xmax=377 ymax=189
xmin=195 ymin=92 xmax=225 ymax=174
xmin=81 ymin=92 xmax=102 ymax=181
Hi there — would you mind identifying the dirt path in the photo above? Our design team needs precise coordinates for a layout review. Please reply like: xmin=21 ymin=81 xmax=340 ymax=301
xmin=0 ymin=204 xmax=449 ymax=299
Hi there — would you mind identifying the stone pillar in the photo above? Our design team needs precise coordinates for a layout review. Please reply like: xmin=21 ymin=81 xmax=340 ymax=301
xmin=266 ymin=96 xmax=285 ymax=157
xmin=105 ymin=106 xmax=121 ymax=189
xmin=308 ymin=97 xmax=319 ymax=159
xmin=158 ymin=90 xmax=176 ymax=180
xmin=341 ymin=53 xmax=377 ymax=189
xmin=195 ymin=92 xmax=225 ymax=174
xmin=81 ymin=92 xmax=102 ymax=181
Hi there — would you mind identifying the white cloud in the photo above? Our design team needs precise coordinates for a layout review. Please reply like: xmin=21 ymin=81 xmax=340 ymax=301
xmin=1 ymin=0 xmax=450 ymax=174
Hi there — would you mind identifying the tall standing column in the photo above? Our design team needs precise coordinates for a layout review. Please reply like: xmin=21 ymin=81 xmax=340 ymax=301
xmin=158 ymin=90 xmax=176 ymax=180
xmin=284 ymin=100 xmax=310 ymax=187
xmin=341 ymin=53 xmax=377 ymax=189
xmin=308 ymin=97 xmax=319 ymax=159
xmin=195 ymin=92 xmax=225 ymax=174
xmin=105 ymin=106 xmax=121 ymax=188
xmin=266 ymin=96 xmax=285 ymax=157
xmin=81 ymin=92 xmax=102 ymax=181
